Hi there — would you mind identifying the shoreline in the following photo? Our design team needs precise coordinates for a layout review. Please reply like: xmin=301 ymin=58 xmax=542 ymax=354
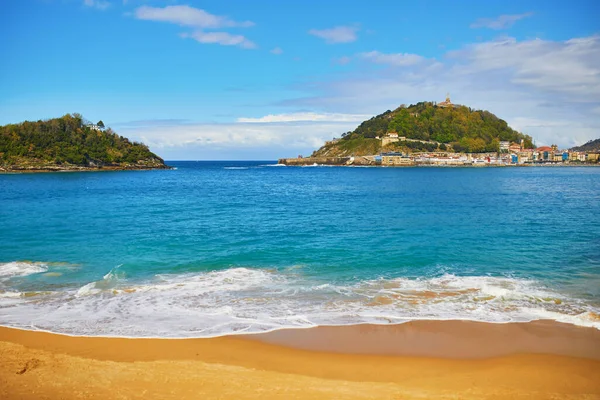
xmin=278 ymin=158 xmax=600 ymax=167
xmin=1 ymin=319 xmax=599 ymax=355
xmin=2 ymin=320 xmax=600 ymax=399
xmin=0 ymin=165 xmax=172 ymax=173
xmin=2 ymin=319 xmax=599 ymax=359
xmin=249 ymin=319 xmax=600 ymax=359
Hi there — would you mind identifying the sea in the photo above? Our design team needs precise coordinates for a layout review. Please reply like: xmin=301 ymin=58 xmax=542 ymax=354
xmin=1 ymin=161 xmax=599 ymax=338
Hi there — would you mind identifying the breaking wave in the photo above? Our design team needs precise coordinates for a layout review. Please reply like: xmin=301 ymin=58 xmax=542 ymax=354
xmin=0 ymin=265 xmax=598 ymax=338
xmin=0 ymin=261 xmax=48 ymax=280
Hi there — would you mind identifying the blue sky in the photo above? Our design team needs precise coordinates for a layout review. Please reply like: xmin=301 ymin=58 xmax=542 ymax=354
xmin=1 ymin=0 xmax=599 ymax=159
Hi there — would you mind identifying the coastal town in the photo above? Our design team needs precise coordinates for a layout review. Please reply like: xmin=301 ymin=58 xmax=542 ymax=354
xmin=280 ymin=136 xmax=600 ymax=167
xmin=280 ymin=96 xmax=600 ymax=167
xmin=375 ymin=138 xmax=600 ymax=166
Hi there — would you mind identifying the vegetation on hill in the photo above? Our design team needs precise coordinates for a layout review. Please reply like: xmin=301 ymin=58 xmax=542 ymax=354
xmin=313 ymin=101 xmax=534 ymax=157
xmin=0 ymin=114 xmax=168 ymax=170
xmin=570 ymin=138 xmax=600 ymax=152
xmin=321 ymin=138 xmax=382 ymax=158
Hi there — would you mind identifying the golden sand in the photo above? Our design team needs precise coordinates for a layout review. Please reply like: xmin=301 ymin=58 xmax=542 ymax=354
xmin=1 ymin=321 xmax=599 ymax=399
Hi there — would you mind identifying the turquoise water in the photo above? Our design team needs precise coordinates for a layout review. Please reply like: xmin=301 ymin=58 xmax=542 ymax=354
xmin=1 ymin=162 xmax=599 ymax=337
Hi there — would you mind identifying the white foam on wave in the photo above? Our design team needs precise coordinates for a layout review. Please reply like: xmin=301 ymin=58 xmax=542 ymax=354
xmin=0 ymin=261 xmax=48 ymax=280
xmin=515 ymin=308 xmax=600 ymax=329
xmin=223 ymin=167 xmax=249 ymax=170
xmin=334 ymin=274 xmax=584 ymax=325
xmin=0 ymin=268 xmax=598 ymax=337
xmin=378 ymin=274 xmax=562 ymax=300
xmin=76 ymin=265 xmax=123 ymax=296
xmin=300 ymin=163 xmax=335 ymax=168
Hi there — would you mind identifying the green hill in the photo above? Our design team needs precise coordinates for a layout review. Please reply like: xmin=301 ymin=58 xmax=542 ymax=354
xmin=0 ymin=114 xmax=169 ymax=171
xmin=312 ymin=101 xmax=534 ymax=157
xmin=570 ymin=138 xmax=600 ymax=152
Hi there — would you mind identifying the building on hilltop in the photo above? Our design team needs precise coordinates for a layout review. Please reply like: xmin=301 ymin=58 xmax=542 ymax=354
xmin=437 ymin=93 xmax=453 ymax=108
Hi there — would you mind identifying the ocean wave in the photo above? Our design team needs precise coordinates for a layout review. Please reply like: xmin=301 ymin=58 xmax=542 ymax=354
xmin=76 ymin=265 xmax=124 ymax=297
xmin=0 ymin=261 xmax=48 ymax=280
xmin=0 ymin=267 xmax=598 ymax=337
xmin=300 ymin=163 xmax=336 ymax=167
xmin=223 ymin=167 xmax=249 ymax=170
xmin=0 ymin=290 xmax=24 ymax=298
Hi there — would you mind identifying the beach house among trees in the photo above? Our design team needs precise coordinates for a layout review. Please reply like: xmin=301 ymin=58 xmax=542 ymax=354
xmin=85 ymin=120 xmax=105 ymax=131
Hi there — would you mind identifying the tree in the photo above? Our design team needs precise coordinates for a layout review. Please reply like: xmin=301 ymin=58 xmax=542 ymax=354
xmin=312 ymin=101 xmax=536 ymax=157
xmin=0 ymin=115 xmax=163 ymax=167
xmin=97 ymin=120 xmax=105 ymax=129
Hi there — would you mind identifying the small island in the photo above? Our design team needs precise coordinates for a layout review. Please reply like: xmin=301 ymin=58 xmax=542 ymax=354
xmin=0 ymin=114 xmax=170 ymax=172
xmin=280 ymin=97 xmax=600 ymax=166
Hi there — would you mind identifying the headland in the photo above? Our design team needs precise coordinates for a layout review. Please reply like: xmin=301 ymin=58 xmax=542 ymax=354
xmin=0 ymin=114 xmax=171 ymax=172
xmin=280 ymin=99 xmax=600 ymax=167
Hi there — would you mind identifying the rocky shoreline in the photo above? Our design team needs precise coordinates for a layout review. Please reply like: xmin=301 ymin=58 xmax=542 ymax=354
xmin=0 ymin=162 xmax=172 ymax=173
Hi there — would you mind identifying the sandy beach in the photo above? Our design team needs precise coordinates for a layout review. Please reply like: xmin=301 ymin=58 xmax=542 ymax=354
xmin=1 ymin=320 xmax=600 ymax=399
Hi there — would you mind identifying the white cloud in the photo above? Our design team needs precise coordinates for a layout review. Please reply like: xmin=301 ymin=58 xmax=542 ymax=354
xmin=359 ymin=51 xmax=425 ymax=66
xmin=133 ymin=5 xmax=255 ymax=49
xmin=308 ymin=26 xmax=358 ymax=44
xmin=237 ymin=112 xmax=371 ymax=123
xmin=270 ymin=47 xmax=283 ymax=55
xmin=84 ymin=0 xmax=110 ymax=10
xmin=470 ymin=12 xmax=533 ymax=30
xmin=133 ymin=5 xmax=254 ymax=28
xmin=112 ymin=35 xmax=599 ymax=155
xmin=278 ymin=35 xmax=600 ymax=148
xmin=116 ymin=120 xmax=358 ymax=160
xmin=181 ymin=31 xmax=256 ymax=49
xmin=447 ymin=35 xmax=600 ymax=99
xmin=334 ymin=56 xmax=352 ymax=65
xmin=510 ymin=117 xmax=599 ymax=148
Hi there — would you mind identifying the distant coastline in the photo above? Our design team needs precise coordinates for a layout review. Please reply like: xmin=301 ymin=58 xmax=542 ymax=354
xmin=294 ymin=99 xmax=600 ymax=168
xmin=278 ymin=155 xmax=600 ymax=167
xmin=0 ymin=114 xmax=170 ymax=173
xmin=0 ymin=163 xmax=172 ymax=174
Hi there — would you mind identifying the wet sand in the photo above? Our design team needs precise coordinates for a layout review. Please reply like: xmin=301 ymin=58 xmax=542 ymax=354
xmin=1 ymin=320 xmax=600 ymax=399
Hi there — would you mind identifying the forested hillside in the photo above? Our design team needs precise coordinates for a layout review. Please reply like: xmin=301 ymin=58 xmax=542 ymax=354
xmin=570 ymin=138 xmax=600 ymax=152
xmin=313 ymin=101 xmax=534 ymax=156
xmin=0 ymin=114 xmax=168 ymax=170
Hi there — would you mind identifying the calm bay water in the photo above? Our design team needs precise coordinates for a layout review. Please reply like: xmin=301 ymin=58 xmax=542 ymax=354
xmin=1 ymin=161 xmax=599 ymax=337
